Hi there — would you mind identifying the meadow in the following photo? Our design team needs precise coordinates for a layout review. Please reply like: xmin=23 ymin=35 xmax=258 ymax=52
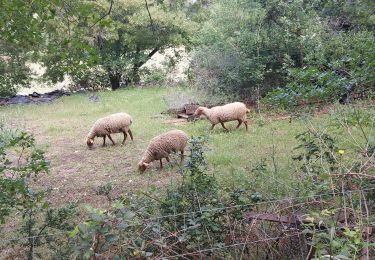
xmin=1 ymin=87 xmax=369 ymax=208
xmin=1 ymin=87 xmax=374 ymax=258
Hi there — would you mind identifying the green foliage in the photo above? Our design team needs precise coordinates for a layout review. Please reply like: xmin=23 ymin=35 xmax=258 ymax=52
xmin=0 ymin=0 xmax=56 ymax=48
xmin=304 ymin=209 xmax=375 ymax=259
xmin=97 ymin=181 xmax=114 ymax=202
xmin=264 ymin=67 xmax=351 ymax=109
xmin=160 ymin=136 xmax=227 ymax=250
xmin=0 ymin=0 xmax=58 ymax=96
xmin=191 ymin=0 xmax=323 ymax=99
xmin=42 ymin=0 xmax=194 ymax=90
xmin=0 ymin=126 xmax=76 ymax=259
xmin=0 ymin=43 xmax=32 ymax=97
xmin=67 ymin=66 xmax=111 ymax=92
xmin=0 ymin=126 xmax=49 ymax=222
xmin=292 ymin=129 xmax=339 ymax=195
xmin=140 ymin=68 xmax=167 ymax=87
xmin=192 ymin=0 xmax=374 ymax=104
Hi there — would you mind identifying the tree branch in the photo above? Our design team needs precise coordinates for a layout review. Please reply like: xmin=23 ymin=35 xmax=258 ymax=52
xmin=145 ymin=0 xmax=156 ymax=36
xmin=332 ymin=172 xmax=375 ymax=180
xmin=148 ymin=47 xmax=159 ymax=58
xmin=90 ymin=0 xmax=114 ymax=29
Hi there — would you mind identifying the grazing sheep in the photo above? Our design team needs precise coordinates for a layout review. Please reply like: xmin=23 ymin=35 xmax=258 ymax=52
xmin=86 ymin=112 xmax=133 ymax=147
xmin=138 ymin=130 xmax=188 ymax=172
xmin=194 ymin=102 xmax=250 ymax=131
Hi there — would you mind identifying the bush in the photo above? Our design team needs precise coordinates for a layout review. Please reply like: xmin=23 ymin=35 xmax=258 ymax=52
xmin=67 ymin=66 xmax=110 ymax=92
xmin=0 ymin=125 xmax=76 ymax=259
xmin=139 ymin=68 xmax=167 ymax=87
xmin=0 ymin=53 xmax=31 ymax=97
xmin=264 ymin=67 xmax=350 ymax=109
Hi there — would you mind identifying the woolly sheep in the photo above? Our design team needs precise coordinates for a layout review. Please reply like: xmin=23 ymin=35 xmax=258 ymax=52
xmin=86 ymin=112 xmax=133 ymax=147
xmin=138 ymin=130 xmax=188 ymax=172
xmin=194 ymin=102 xmax=250 ymax=131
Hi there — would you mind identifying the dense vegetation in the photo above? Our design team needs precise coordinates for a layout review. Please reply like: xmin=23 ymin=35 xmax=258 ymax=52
xmin=1 ymin=0 xmax=374 ymax=259
xmin=1 ymin=0 xmax=374 ymax=101
xmin=192 ymin=0 xmax=374 ymax=105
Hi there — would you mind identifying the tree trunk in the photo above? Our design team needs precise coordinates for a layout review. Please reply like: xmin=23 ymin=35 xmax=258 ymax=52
xmin=130 ymin=47 xmax=159 ymax=85
xmin=108 ymin=70 xmax=122 ymax=90
xmin=132 ymin=65 xmax=141 ymax=84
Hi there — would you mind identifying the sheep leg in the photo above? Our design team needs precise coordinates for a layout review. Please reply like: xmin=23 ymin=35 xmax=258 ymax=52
xmin=107 ymin=134 xmax=115 ymax=145
xmin=220 ymin=121 xmax=229 ymax=131
xmin=243 ymin=121 xmax=248 ymax=131
xmin=122 ymin=131 xmax=127 ymax=144
xmin=128 ymin=129 xmax=134 ymax=141
xmin=166 ymin=157 xmax=170 ymax=163
xmin=159 ymin=159 xmax=163 ymax=169
xmin=210 ymin=124 xmax=216 ymax=130
xmin=180 ymin=150 xmax=185 ymax=166
xmin=236 ymin=120 xmax=242 ymax=129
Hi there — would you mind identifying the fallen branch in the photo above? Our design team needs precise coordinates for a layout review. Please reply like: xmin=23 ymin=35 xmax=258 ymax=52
xmin=332 ymin=172 xmax=375 ymax=180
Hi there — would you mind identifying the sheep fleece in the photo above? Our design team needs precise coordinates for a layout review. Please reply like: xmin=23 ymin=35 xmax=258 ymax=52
xmin=204 ymin=102 xmax=248 ymax=124
xmin=141 ymin=130 xmax=188 ymax=163
xmin=87 ymin=112 xmax=132 ymax=138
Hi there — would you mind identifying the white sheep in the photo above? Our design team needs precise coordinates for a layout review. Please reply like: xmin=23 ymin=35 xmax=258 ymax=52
xmin=194 ymin=102 xmax=250 ymax=131
xmin=138 ymin=129 xmax=188 ymax=172
xmin=86 ymin=112 xmax=133 ymax=147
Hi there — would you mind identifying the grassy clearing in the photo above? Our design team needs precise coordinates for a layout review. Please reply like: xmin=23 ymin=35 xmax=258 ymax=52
xmin=0 ymin=87 xmax=371 ymax=208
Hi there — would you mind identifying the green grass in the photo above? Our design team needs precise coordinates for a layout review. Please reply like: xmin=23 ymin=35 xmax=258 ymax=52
xmin=0 ymin=87 xmax=372 ymax=207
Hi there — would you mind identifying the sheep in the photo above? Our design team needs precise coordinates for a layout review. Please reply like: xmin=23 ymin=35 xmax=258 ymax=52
xmin=194 ymin=102 xmax=250 ymax=131
xmin=86 ymin=112 xmax=133 ymax=147
xmin=138 ymin=129 xmax=188 ymax=172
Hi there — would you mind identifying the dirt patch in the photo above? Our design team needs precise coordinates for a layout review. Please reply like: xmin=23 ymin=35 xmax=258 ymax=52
xmin=164 ymin=118 xmax=189 ymax=125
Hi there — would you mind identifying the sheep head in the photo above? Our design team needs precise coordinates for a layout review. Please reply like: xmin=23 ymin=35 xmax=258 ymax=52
xmin=86 ymin=138 xmax=94 ymax=147
xmin=194 ymin=107 xmax=206 ymax=117
xmin=138 ymin=161 xmax=150 ymax=172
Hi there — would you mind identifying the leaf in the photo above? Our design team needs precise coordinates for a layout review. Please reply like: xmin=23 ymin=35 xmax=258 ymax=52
xmin=69 ymin=226 xmax=80 ymax=238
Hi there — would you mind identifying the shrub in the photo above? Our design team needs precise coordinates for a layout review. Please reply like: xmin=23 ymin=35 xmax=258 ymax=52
xmin=264 ymin=67 xmax=351 ymax=109
xmin=139 ymin=68 xmax=167 ymax=87
xmin=0 ymin=125 xmax=76 ymax=259
xmin=67 ymin=66 xmax=110 ymax=92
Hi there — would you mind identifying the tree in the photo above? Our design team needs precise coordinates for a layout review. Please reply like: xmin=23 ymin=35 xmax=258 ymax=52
xmin=191 ymin=0 xmax=374 ymax=104
xmin=0 ymin=0 xmax=57 ymax=96
xmin=42 ymin=0 xmax=193 ymax=90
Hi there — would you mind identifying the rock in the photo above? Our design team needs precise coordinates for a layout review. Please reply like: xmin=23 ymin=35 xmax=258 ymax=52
xmin=177 ymin=113 xmax=190 ymax=119
xmin=184 ymin=104 xmax=199 ymax=115
xmin=88 ymin=94 xmax=100 ymax=102
xmin=30 ymin=92 xmax=41 ymax=98
xmin=0 ymin=89 xmax=70 ymax=106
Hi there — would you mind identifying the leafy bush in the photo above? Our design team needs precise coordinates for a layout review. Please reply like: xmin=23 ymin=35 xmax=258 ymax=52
xmin=139 ymin=68 xmax=167 ymax=87
xmin=67 ymin=66 xmax=110 ymax=92
xmin=0 ymin=126 xmax=76 ymax=259
xmin=0 ymin=125 xmax=49 ymax=223
xmin=264 ymin=67 xmax=351 ymax=109
xmin=0 ymin=45 xmax=31 ymax=97
xmin=191 ymin=0 xmax=374 ymax=105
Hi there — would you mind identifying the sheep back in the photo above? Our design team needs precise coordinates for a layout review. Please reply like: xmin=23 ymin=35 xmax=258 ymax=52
xmin=88 ymin=112 xmax=132 ymax=138
xmin=207 ymin=102 xmax=248 ymax=124
xmin=141 ymin=130 xmax=188 ymax=163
